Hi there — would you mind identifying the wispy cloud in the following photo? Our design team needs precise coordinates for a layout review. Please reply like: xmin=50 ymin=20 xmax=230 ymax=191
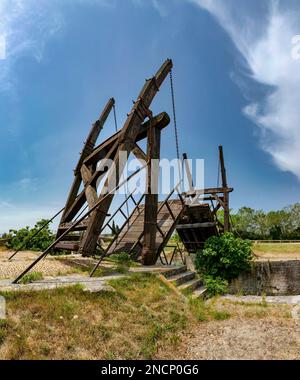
xmin=0 ymin=0 xmax=63 ymax=92
xmin=0 ymin=0 xmax=114 ymax=93
xmin=190 ymin=0 xmax=300 ymax=180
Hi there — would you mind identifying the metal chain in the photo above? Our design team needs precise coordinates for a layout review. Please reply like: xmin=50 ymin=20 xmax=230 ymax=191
xmin=170 ymin=70 xmax=182 ymax=180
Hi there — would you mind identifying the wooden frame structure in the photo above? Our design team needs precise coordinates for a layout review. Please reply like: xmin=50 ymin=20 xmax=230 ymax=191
xmin=55 ymin=59 xmax=173 ymax=264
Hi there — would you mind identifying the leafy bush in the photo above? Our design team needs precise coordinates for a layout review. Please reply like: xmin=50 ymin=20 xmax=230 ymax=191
xmin=195 ymin=233 xmax=253 ymax=281
xmin=7 ymin=219 xmax=55 ymax=251
xmin=204 ymin=275 xmax=228 ymax=297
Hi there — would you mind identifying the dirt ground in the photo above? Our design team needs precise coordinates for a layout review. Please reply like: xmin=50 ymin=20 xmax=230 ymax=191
xmin=180 ymin=318 xmax=300 ymax=360
xmin=166 ymin=298 xmax=300 ymax=360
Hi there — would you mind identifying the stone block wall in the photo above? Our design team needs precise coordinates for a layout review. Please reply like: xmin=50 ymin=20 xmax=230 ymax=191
xmin=229 ymin=260 xmax=300 ymax=295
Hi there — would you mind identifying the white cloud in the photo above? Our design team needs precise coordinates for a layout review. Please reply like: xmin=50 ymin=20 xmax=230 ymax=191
xmin=0 ymin=0 xmax=114 ymax=93
xmin=0 ymin=0 xmax=63 ymax=92
xmin=190 ymin=0 xmax=300 ymax=180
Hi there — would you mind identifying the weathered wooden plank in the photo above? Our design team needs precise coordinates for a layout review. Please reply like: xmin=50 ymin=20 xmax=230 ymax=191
xmin=219 ymin=146 xmax=230 ymax=232
xmin=54 ymin=242 xmax=80 ymax=251
xmin=185 ymin=187 xmax=233 ymax=196
xmin=176 ymin=222 xmax=216 ymax=229
xmin=80 ymin=164 xmax=99 ymax=210
xmin=142 ymin=124 xmax=161 ymax=265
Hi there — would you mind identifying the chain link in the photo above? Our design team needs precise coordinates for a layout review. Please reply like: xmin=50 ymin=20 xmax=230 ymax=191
xmin=170 ymin=69 xmax=182 ymax=180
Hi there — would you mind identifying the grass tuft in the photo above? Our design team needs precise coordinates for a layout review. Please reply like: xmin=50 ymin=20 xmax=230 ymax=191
xmin=19 ymin=272 xmax=43 ymax=284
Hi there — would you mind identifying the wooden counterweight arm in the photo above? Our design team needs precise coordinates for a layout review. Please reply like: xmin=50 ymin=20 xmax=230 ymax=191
xmin=60 ymin=98 xmax=115 ymax=225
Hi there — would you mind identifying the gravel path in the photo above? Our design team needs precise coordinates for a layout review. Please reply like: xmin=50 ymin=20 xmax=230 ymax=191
xmin=0 ymin=250 xmax=78 ymax=280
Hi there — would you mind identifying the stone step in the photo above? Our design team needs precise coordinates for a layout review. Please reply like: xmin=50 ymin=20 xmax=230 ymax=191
xmin=168 ymin=271 xmax=196 ymax=286
xmin=192 ymin=286 xmax=207 ymax=300
xmin=178 ymin=278 xmax=203 ymax=292
xmin=161 ymin=265 xmax=187 ymax=279
xmin=54 ymin=241 xmax=80 ymax=251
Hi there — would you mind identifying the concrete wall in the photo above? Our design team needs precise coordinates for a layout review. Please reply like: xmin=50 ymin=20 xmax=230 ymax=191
xmin=229 ymin=260 xmax=300 ymax=295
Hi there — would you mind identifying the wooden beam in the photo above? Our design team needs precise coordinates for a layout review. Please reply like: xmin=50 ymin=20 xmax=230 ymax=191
xmin=60 ymin=140 xmax=119 ymax=223
xmin=184 ymin=187 xmax=233 ymax=196
xmin=80 ymin=164 xmax=99 ymax=210
xmin=219 ymin=146 xmax=230 ymax=232
xmin=142 ymin=124 xmax=161 ymax=265
xmin=183 ymin=153 xmax=194 ymax=192
xmin=132 ymin=142 xmax=147 ymax=163
xmin=211 ymin=193 xmax=225 ymax=209
xmin=177 ymin=222 xmax=216 ymax=229
xmin=84 ymin=112 xmax=170 ymax=166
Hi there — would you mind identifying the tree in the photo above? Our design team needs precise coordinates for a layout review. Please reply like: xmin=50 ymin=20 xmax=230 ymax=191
xmin=7 ymin=219 xmax=55 ymax=251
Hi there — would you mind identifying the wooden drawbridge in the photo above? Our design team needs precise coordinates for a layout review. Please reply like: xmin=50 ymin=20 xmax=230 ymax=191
xmin=106 ymin=198 xmax=186 ymax=260
xmin=11 ymin=59 xmax=233 ymax=284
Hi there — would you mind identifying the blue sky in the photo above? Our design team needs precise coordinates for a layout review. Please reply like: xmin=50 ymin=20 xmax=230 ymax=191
xmin=0 ymin=0 xmax=300 ymax=232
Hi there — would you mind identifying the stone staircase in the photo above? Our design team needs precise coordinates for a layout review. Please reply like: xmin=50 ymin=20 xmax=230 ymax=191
xmin=162 ymin=265 xmax=207 ymax=299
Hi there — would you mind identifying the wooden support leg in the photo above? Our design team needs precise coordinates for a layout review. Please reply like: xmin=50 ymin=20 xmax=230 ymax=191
xmin=223 ymin=192 xmax=230 ymax=232
xmin=219 ymin=145 xmax=230 ymax=233
xmin=142 ymin=125 xmax=161 ymax=265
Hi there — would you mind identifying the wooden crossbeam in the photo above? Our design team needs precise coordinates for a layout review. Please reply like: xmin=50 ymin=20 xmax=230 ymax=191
xmin=80 ymin=164 xmax=99 ymax=210
xmin=84 ymin=112 xmax=170 ymax=166
xmin=61 ymin=140 xmax=119 ymax=223
xmin=184 ymin=187 xmax=233 ymax=197
xmin=211 ymin=193 xmax=225 ymax=209
xmin=131 ymin=142 xmax=147 ymax=163
xmin=177 ymin=222 xmax=216 ymax=229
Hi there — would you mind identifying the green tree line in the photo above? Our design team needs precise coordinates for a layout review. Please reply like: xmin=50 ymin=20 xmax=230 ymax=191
xmin=229 ymin=203 xmax=300 ymax=240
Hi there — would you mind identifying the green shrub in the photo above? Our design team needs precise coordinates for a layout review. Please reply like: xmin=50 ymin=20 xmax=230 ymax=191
xmin=204 ymin=275 xmax=228 ymax=297
xmin=195 ymin=233 xmax=253 ymax=281
xmin=7 ymin=219 xmax=55 ymax=252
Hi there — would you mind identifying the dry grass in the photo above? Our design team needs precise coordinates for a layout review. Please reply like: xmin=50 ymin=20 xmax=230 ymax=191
xmin=0 ymin=274 xmax=191 ymax=360
xmin=254 ymin=243 xmax=300 ymax=260
xmin=0 ymin=272 xmax=299 ymax=360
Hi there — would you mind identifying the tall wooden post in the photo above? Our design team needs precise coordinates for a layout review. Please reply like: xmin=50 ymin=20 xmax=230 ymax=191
xmin=183 ymin=153 xmax=194 ymax=192
xmin=142 ymin=125 xmax=161 ymax=265
xmin=219 ymin=146 xmax=230 ymax=232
